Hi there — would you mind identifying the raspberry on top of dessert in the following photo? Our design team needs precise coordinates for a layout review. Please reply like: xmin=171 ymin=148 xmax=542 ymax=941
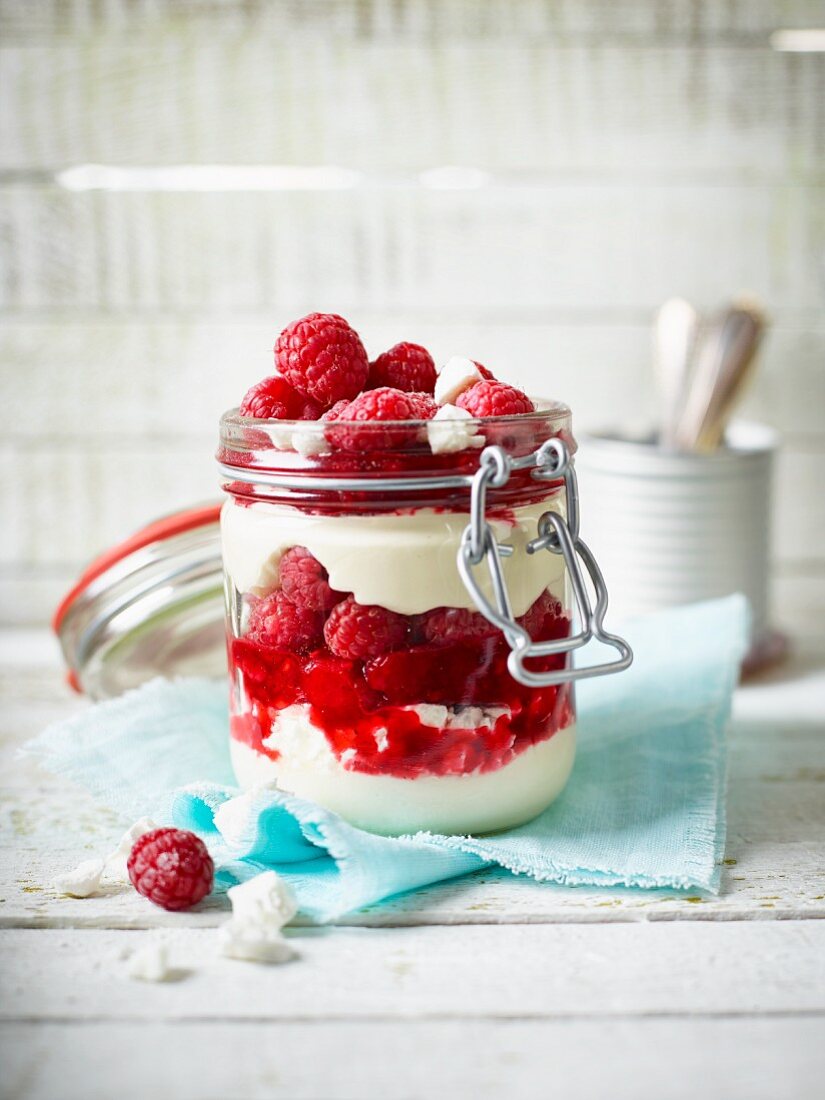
xmin=236 ymin=312 xmax=536 ymax=458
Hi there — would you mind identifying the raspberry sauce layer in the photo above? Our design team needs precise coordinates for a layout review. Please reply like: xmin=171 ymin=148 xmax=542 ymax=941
xmin=229 ymin=598 xmax=573 ymax=780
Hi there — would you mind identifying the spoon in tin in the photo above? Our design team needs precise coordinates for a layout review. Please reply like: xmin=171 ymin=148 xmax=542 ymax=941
xmin=674 ymin=301 xmax=765 ymax=453
xmin=653 ymin=297 xmax=699 ymax=449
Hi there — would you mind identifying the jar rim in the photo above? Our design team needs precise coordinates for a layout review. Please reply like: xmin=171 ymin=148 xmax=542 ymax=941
xmin=217 ymin=398 xmax=573 ymax=511
xmin=220 ymin=395 xmax=570 ymax=433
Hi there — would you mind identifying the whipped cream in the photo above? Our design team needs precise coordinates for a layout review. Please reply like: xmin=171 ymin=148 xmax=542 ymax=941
xmin=434 ymin=356 xmax=484 ymax=405
xmin=220 ymin=871 xmax=297 ymax=964
xmin=231 ymin=723 xmax=575 ymax=836
xmin=221 ymin=497 xmax=566 ymax=615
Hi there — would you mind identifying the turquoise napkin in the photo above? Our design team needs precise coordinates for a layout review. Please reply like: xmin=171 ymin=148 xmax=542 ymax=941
xmin=26 ymin=596 xmax=748 ymax=921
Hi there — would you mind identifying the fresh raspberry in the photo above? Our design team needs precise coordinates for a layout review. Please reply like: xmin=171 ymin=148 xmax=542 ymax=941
xmin=456 ymin=380 xmax=535 ymax=418
xmin=279 ymin=546 xmax=345 ymax=611
xmin=127 ymin=828 xmax=214 ymax=911
xmin=322 ymin=399 xmax=351 ymax=421
xmin=239 ymin=374 xmax=322 ymax=420
xmin=368 ymin=342 xmax=437 ymax=394
xmin=247 ymin=590 xmax=325 ymax=652
xmin=275 ymin=313 xmax=368 ymax=408
xmin=324 ymin=596 xmax=410 ymax=659
xmin=518 ymin=590 xmax=563 ymax=639
xmin=406 ymin=391 xmax=438 ymax=420
xmin=327 ymin=387 xmax=419 ymax=452
xmin=419 ymin=606 xmax=498 ymax=643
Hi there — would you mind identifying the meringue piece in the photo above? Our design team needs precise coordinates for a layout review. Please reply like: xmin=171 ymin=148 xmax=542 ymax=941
xmin=227 ymin=870 xmax=297 ymax=927
xmin=105 ymin=816 xmax=157 ymax=881
xmin=269 ymin=423 xmax=295 ymax=450
xmin=426 ymin=404 xmax=485 ymax=454
xmin=220 ymin=923 xmax=296 ymax=964
xmin=219 ymin=871 xmax=298 ymax=965
xmin=126 ymin=942 xmax=172 ymax=982
xmin=292 ymin=423 xmax=328 ymax=457
xmin=434 ymin=356 xmax=483 ymax=405
xmin=53 ymin=858 xmax=106 ymax=898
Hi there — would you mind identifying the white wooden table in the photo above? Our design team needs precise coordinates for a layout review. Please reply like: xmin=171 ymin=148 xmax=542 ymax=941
xmin=1 ymin=629 xmax=823 ymax=1100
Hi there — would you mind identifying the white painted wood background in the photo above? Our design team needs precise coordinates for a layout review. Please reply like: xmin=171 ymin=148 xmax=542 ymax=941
xmin=0 ymin=0 xmax=823 ymax=636
xmin=1 ymin=629 xmax=824 ymax=1099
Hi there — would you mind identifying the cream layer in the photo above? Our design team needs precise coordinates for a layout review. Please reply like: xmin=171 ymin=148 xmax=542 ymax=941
xmin=221 ymin=497 xmax=566 ymax=616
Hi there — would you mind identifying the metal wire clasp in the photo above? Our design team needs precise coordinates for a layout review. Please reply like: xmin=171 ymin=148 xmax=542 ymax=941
xmin=457 ymin=438 xmax=633 ymax=687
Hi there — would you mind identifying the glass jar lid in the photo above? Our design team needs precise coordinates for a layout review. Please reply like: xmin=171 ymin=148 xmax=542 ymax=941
xmin=53 ymin=504 xmax=226 ymax=700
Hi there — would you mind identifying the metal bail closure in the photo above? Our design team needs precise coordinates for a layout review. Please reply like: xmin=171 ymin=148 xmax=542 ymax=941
xmin=457 ymin=439 xmax=633 ymax=688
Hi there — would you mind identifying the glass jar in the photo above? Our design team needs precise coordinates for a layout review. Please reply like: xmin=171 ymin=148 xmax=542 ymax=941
xmin=53 ymin=505 xmax=226 ymax=698
xmin=217 ymin=403 xmax=630 ymax=836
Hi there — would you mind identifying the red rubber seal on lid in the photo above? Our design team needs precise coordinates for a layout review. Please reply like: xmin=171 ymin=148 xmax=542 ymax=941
xmin=52 ymin=503 xmax=222 ymax=635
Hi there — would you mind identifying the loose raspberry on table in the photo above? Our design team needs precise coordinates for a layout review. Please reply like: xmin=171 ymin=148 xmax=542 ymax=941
xmin=327 ymin=387 xmax=420 ymax=452
xmin=275 ymin=313 xmax=369 ymax=408
xmin=456 ymin=380 xmax=535 ymax=418
xmin=368 ymin=342 xmax=437 ymax=394
xmin=127 ymin=828 xmax=214 ymax=912
xmin=247 ymin=590 xmax=325 ymax=652
xmin=239 ymin=374 xmax=322 ymax=420
xmin=279 ymin=546 xmax=345 ymax=612
xmin=324 ymin=596 xmax=410 ymax=660
xmin=419 ymin=606 xmax=498 ymax=644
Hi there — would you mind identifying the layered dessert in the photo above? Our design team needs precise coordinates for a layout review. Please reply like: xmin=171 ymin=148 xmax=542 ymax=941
xmin=219 ymin=313 xmax=576 ymax=835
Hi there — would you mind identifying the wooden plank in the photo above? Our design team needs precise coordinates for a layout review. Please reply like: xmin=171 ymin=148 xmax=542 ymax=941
xmin=0 ymin=31 xmax=823 ymax=178
xmin=0 ymin=442 xmax=217 ymax=570
xmin=13 ymin=566 xmax=824 ymax=638
xmin=2 ymin=438 xmax=822 ymax=571
xmin=0 ymin=184 xmax=821 ymax=313
xmin=2 ymin=923 xmax=825 ymax=1019
xmin=1 ymin=1016 xmax=821 ymax=1100
xmin=1 ymin=632 xmax=823 ymax=929
xmin=5 ymin=0 xmax=825 ymax=42
xmin=2 ymin=836 xmax=824 ymax=931
xmin=4 ymin=0 xmax=825 ymax=44
xmin=2 ymin=318 xmax=824 ymax=439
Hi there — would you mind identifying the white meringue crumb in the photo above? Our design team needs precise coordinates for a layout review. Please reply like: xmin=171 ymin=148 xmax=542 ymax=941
xmin=105 ymin=816 xmax=157 ymax=881
xmin=434 ymin=356 xmax=483 ymax=405
xmin=269 ymin=424 xmax=295 ymax=450
xmin=227 ymin=870 xmax=297 ymax=927
xmin=427 ymin=404 xmax=485 ymax=454
xmin=53 ymin=858 xmax=106 ymax=898
xmin=126 ymin=942 xmax=171 ymax=982
xmin=219 ymin=871 xmax=298 ymax=965
xmin=374 ymin=726 xmax=390 ymax=753
xmin=220 ymin=924 xmax=296 ymax=964
xmin=292 ymin=423 xmax=328 ymax=457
